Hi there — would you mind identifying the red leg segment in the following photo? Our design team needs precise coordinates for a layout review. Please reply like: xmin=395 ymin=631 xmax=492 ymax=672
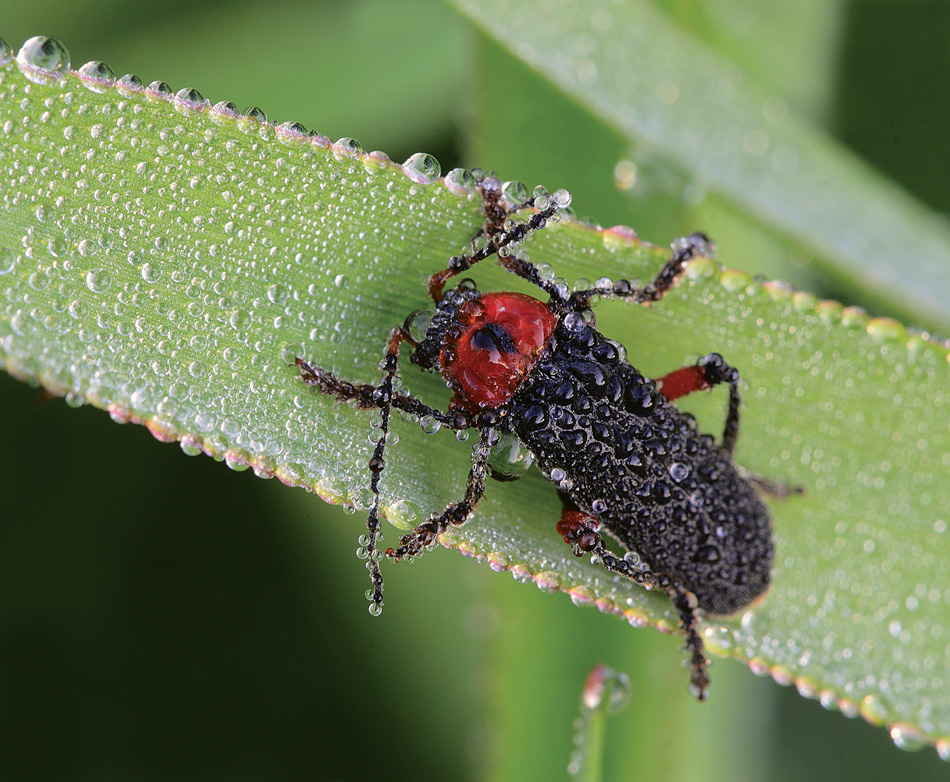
xmin=654 ymin=353 xmax=741 ymax=455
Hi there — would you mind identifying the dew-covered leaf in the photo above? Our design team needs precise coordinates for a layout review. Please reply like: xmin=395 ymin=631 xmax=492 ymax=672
xmin=1 ymin=40 xmax=948 ymax=755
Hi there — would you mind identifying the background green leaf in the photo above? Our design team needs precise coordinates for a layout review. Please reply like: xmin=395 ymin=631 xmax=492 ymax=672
xmin=3 ymin=1 xmax=950 ymax=779
xmin=450 ymin=0 xmax=950 ymax=332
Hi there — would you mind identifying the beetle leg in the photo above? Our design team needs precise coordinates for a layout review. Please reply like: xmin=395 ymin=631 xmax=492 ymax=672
xmin=297 ymin=330 xmax=470 ymax=614
xmin=569 ymin=233 xmax=714 ymax=310
xmin=667 ymin=585 xmax=712 ymax=700
xmin=427 ymin=179 xmax=561 ymax=302
xmin=558 ymin=506 xmax=711 ymax=700
xmin=386 ymin=427 xmax=492 ymax=560
xmin=654 ymin=352 xmax=741 ymax=455
xmin=738 ymin=468 xmax=805 ymax=499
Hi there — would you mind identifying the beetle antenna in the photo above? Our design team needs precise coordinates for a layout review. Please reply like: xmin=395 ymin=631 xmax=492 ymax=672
xmin=362 ymin=326 xmax=413 ymax=615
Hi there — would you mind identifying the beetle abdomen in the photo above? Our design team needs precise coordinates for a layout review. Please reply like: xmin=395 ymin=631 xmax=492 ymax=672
xmin=510 ymin=323 xmax=773 ymax=615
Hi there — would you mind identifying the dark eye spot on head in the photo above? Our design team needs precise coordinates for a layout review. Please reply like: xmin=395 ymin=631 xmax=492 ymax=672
xmin=471 ymin=323 xmax=518 ymax=354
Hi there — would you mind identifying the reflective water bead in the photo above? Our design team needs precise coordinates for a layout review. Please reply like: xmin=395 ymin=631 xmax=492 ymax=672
xmin=16 ymin=36 xmax=71 ymax=86
xmin=402 ymin=152 xmax=441 ymax=184
xmin=77 ymin=60 xmax=115 ymax=93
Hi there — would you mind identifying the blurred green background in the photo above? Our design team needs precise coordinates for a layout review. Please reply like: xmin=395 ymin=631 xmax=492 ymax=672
xmin=2 ymin=0 xmax=949 ymax=779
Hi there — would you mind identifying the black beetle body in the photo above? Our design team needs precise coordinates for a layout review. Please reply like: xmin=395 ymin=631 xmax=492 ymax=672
xmin=297 ymin=178 xmax=779 ymax=698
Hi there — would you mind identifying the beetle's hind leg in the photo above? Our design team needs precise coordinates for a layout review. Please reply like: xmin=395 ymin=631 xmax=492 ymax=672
xmin=557 ymin=503 xmax=711 ymax=700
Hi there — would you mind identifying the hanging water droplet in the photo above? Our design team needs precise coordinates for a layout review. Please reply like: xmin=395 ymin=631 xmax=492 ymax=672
xmin=582 ymin=663 xmax=631 ymax=713
xmin=419 ymin=415 xmax=440 ymax=435
xmin=502 ymin=180 xmax=529 ymax=206
xmin=444 ymin=167 xmax=476 ymax=196
xmin=16 ymin=36 xmax=71 ymax=86
xmin=180 ymin=437 xmax=203 ymax=456
xmin=889 ymin=724 xmax=924 ymax=752
xmin=76 ymin=60 xmax=115 ymax=93
xmin=486 ymin=431 xmax=533 ymax=482
xmin=404 ymin=309 xmax=433 ymax=342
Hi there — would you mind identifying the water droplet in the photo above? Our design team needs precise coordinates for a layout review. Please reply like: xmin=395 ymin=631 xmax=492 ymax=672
xmin=266 ymin=283 xmax=288 ymax=304
xmin=332 ymin=137 xmax=362 ymax=159
xmin=669 ymin=462 xmax=690 ymax=482
xmin=243 ymin=105 xmax=268 ymax=122
xmin=274 ymin=121 xmax=306 ymax=144
xmin=116 ymin=73 xmax=143 ymax=96
xmin=180 ymin=437 xmax=203 ymax=457
xmin=85 ymin=269 xmax=112 ymax=294
xmin=174 ymin=87 xmax=209 ymax=113
xmin=0 ymin=247 xmax=15 ymax=275
xmin=569 ymin=585 xmax=597 ymax=608
xmin=146 ymin=80 xmax=172 ymax=99
xmin=501 ymin=180 xmax=529 ymax=206
xmin=76 ymin=60 xmax=115 ymax=93
xmin=29 ymin=271 xmax=50 ymax=290
xmin=444 ymin=167 xmax=476 ymax=196
xmin=0 ymin=38 xmax=13 ymax=67
xmin=535 ymin=571 xmax=561 ymax=593
xmin=486 ymin=432 xmax=533 ymax=482
xmin=859 ymin=694 xmax=889 ymax=725
xmin=387 ymin=499 xmax=421 ymax=530
xmin=209 ymin=101 xmax=239 ymax=125
xmin=229 ymin=309 xmax=251 ymax=330
xmin=419 ymin=415 xmax=440 ymax=435
xmin=140 ymin=262 xmax=161 ymax=283
xmin=889 ymin=724 xmax=924 ymax=752
xmin=16 ymin=36 xmax=70 ymax=86
xmin=404 ymin=309 xmax=433 ymax=342
xmin=402 ymin=152 xmax=440 ymax=184
xmin=582 ymin=664 xmax=631 ymax=713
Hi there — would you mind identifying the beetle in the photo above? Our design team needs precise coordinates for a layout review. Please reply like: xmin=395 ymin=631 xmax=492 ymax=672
xmin=296 ymin=177 xmax=775 ymax=699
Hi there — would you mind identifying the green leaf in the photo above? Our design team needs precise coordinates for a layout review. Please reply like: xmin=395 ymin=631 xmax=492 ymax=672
xmin=446 ymin=0 xmax=950 ymax=332
xmin=1 ymin=34 xmax=949 ymax=762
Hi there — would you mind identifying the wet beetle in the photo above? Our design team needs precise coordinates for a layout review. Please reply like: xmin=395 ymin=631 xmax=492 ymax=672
xmin=296 ymin=178 xmax=775 ymax=699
